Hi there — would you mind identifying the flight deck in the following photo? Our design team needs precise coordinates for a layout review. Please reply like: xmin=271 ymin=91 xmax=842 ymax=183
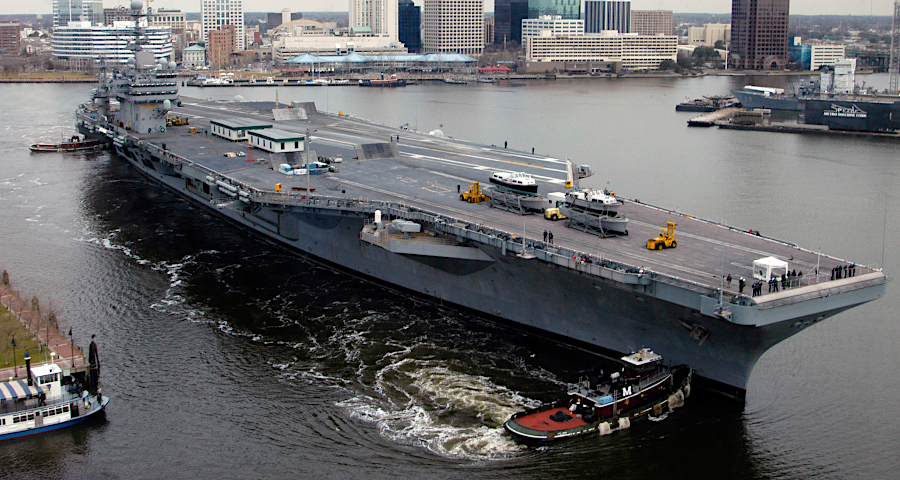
xmin=132 ymin=97 xmax=877 ymax=301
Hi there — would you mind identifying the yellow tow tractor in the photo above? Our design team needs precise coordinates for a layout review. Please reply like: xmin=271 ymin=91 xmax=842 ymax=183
xmin=647 ymin=221 xmax=677 ymax=250
xmin=544 ymin=207 xmax=567 ymax=221
xmin=166 ymin=115 xmax=190 ymax=127
xmin=460 ymin=182 xmax=490 ymax=203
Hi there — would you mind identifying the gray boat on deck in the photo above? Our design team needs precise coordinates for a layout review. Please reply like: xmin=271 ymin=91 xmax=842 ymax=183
xmin=74 ymin=3 xmax=887 ymax=401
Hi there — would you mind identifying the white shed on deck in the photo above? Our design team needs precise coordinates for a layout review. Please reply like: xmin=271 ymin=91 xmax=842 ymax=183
xmin=210 ymin=119 xmax=273 ymax=142
xmin=753 ymin=256 xmax=788 ymax=281
xmin=248 ymin=128 xmax=306 ymax=153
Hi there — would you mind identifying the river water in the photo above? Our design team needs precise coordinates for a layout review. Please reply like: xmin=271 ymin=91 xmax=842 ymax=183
xmin=0 ymin=75 xmax=897 ymax=479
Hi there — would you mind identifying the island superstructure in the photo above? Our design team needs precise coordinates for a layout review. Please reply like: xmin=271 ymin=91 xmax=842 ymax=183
xmin=76 ymin=3 xmax=887 ymax=400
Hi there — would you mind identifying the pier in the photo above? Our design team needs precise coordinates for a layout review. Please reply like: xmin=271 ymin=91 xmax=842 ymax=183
xmin=0 ymin=271 xmax=87 ymax=381
xmin=718 ymin=121 xmax=900 ymax=139
xmin=687 ymin=107 xmax=743 ymax=127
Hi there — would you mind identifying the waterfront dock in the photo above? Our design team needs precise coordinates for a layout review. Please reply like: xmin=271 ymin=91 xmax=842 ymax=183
xmin=687 ymin=107 xmax=743 ymax=127
xmin=0 ymin=271 xmax=86 ymax=381
xmin=718 ymin=121 xmax=900 ymax=139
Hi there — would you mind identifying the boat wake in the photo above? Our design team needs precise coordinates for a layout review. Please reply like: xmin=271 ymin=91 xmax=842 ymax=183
xmin=77 ymin=226 xmax=219 ymax=322
xmin=338 ymin=359 xmax=535 ymax=460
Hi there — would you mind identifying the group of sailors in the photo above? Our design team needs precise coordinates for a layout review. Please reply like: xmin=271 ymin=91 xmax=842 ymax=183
xmin=747 ymin=270 xmax=804 ymax=296
xmin=831 ymin=263 xmax=856 ymax=280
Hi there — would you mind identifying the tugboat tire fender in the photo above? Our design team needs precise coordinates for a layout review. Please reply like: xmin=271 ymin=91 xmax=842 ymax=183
xmin=598 ymin=422 xmax=612 ymax=436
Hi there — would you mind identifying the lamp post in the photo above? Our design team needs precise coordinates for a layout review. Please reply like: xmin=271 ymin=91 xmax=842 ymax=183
xmin=11 ymin=335 xmax=17 ymax=379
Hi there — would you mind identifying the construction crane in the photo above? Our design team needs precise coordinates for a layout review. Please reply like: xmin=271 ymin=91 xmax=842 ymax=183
xmin=891 ymin=0 xmax=900 ymax=93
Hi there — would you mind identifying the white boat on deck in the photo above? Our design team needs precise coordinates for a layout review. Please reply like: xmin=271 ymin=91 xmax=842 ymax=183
xmin=0 ymin=360 xmax=108 ymax=441
xmin=565 ymin=188 xmax=623 ymax=217
xmin=490 ymin=171 xmax=538 ymax=195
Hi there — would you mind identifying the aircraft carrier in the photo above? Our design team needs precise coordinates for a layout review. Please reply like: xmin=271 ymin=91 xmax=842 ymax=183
xmin=74 ymin=6 xmax=887 ymax=400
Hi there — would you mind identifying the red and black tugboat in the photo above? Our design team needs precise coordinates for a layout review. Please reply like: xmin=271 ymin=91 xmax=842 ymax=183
xmin=504 ymin=348 xmax=692 ymax=442
xmin=30 ymin=135 xmax=105 ymax=153
xmin=358 ymin=74 xmax=407 ymax=87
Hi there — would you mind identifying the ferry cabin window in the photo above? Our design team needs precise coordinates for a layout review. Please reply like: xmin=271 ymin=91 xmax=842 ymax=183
xmin=281 ymin=142 xmax=285 ymax=150
xmin=295 ymin=141 xmax=299 ymax=148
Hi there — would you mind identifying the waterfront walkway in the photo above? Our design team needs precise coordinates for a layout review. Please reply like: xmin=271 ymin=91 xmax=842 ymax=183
xmin=0 ymin=273 xmax=84 ymax=381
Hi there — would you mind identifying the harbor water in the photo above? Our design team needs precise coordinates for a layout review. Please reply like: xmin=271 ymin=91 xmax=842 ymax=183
xmin=0 ymin=75 xmax=897 ymax=479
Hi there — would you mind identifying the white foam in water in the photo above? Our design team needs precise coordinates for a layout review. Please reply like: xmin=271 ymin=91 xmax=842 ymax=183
xmin=339 ymin=360 xmax=538 ymax=460
xmin=78 ymin=227 xmax=219 ymax=322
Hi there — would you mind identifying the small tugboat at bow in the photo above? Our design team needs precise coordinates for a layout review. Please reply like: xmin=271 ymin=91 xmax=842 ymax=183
xmin=30 ymin=135 xmax=106 ymax=153
xmin=504 ymin=348 xmax=691 ymax=442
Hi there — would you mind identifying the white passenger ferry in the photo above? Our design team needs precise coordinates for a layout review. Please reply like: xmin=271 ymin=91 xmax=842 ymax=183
xmin=0 ymin=361 xmax=108 ymax=441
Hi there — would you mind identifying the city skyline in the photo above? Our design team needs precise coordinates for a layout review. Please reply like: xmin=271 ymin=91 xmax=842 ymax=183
xmin=4 ymin=0 xmax=897 ymax=16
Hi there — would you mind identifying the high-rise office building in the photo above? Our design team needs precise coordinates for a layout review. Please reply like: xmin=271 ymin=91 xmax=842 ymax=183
xmin=730 ymin=0 xmax=789 ymax=70
xmin=51 ymin=22 xmax=173 ymax=69
xmin=631 ymin=10 xmax=672 ymax=36
xmin=521 ymin=15 xmax=583 ymax=44
xmin=484 ymin=16 xmax=494 ymax=45
xmin=201 ymin=0 xmax=245 ymax=51
xmin=53 ymin=0 xmax=103 ymax=28
xmin=0 ymin=21 xmax=21 ymax=56
xmin=494 ymin=0 xmax=528 ymax=46
xmin=208 ymin=24 xmax=235 ymax=68
xmin=423 ymin=0 xmax=484 ymax=56
xmin=350 ymin=0 xmax=399 ymax=41
xmin=584 ymin=1 xmax=630 ymax=34
xmin=398 ymin=0 xmax=422 ymax=52
xmin=528 ymin=0 xmax=580 ymax=20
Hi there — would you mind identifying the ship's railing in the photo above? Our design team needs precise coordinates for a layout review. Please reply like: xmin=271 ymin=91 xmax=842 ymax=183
xmin=637 ymin=369 xmax=669 ymax=391
xmin=753 ymin=274 xmax=888 ymax=310
xmin=0 ymin=390 xmax=82 ymax=416
xmin=124 ymin=136 xmax=740 ymax=303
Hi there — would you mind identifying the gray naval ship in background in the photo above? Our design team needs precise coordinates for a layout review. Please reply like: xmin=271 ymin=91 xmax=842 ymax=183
xmin=75 ymin=2 xmax=886 ymax=400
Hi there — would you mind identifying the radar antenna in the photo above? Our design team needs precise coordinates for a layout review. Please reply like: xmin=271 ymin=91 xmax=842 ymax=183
xmin=890 ymin=0 xmax=900 ymax=93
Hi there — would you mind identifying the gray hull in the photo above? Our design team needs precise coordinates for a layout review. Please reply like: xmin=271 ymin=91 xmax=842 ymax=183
xmin=732 ymin=90 xmax=801 ymax=111
xmin=104 ymin=140 xmax=885 ymax=398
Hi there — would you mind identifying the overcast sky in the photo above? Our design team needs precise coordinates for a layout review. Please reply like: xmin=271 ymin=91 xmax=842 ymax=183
xmin=6 ymin=0 xmax=896 ymax=17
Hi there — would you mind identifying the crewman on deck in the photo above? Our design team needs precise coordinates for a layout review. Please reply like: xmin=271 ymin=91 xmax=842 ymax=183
xmin=738 ymin=277 xmax=745 ymax=294
xmin=726 ymin=274 xmax=732 ymax=287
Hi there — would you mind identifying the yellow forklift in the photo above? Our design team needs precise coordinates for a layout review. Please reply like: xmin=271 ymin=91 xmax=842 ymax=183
xmin=460 ymin=182 xmax=490 ymax=203
xmin=647 ymin=221 xmax=677 ymax=250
